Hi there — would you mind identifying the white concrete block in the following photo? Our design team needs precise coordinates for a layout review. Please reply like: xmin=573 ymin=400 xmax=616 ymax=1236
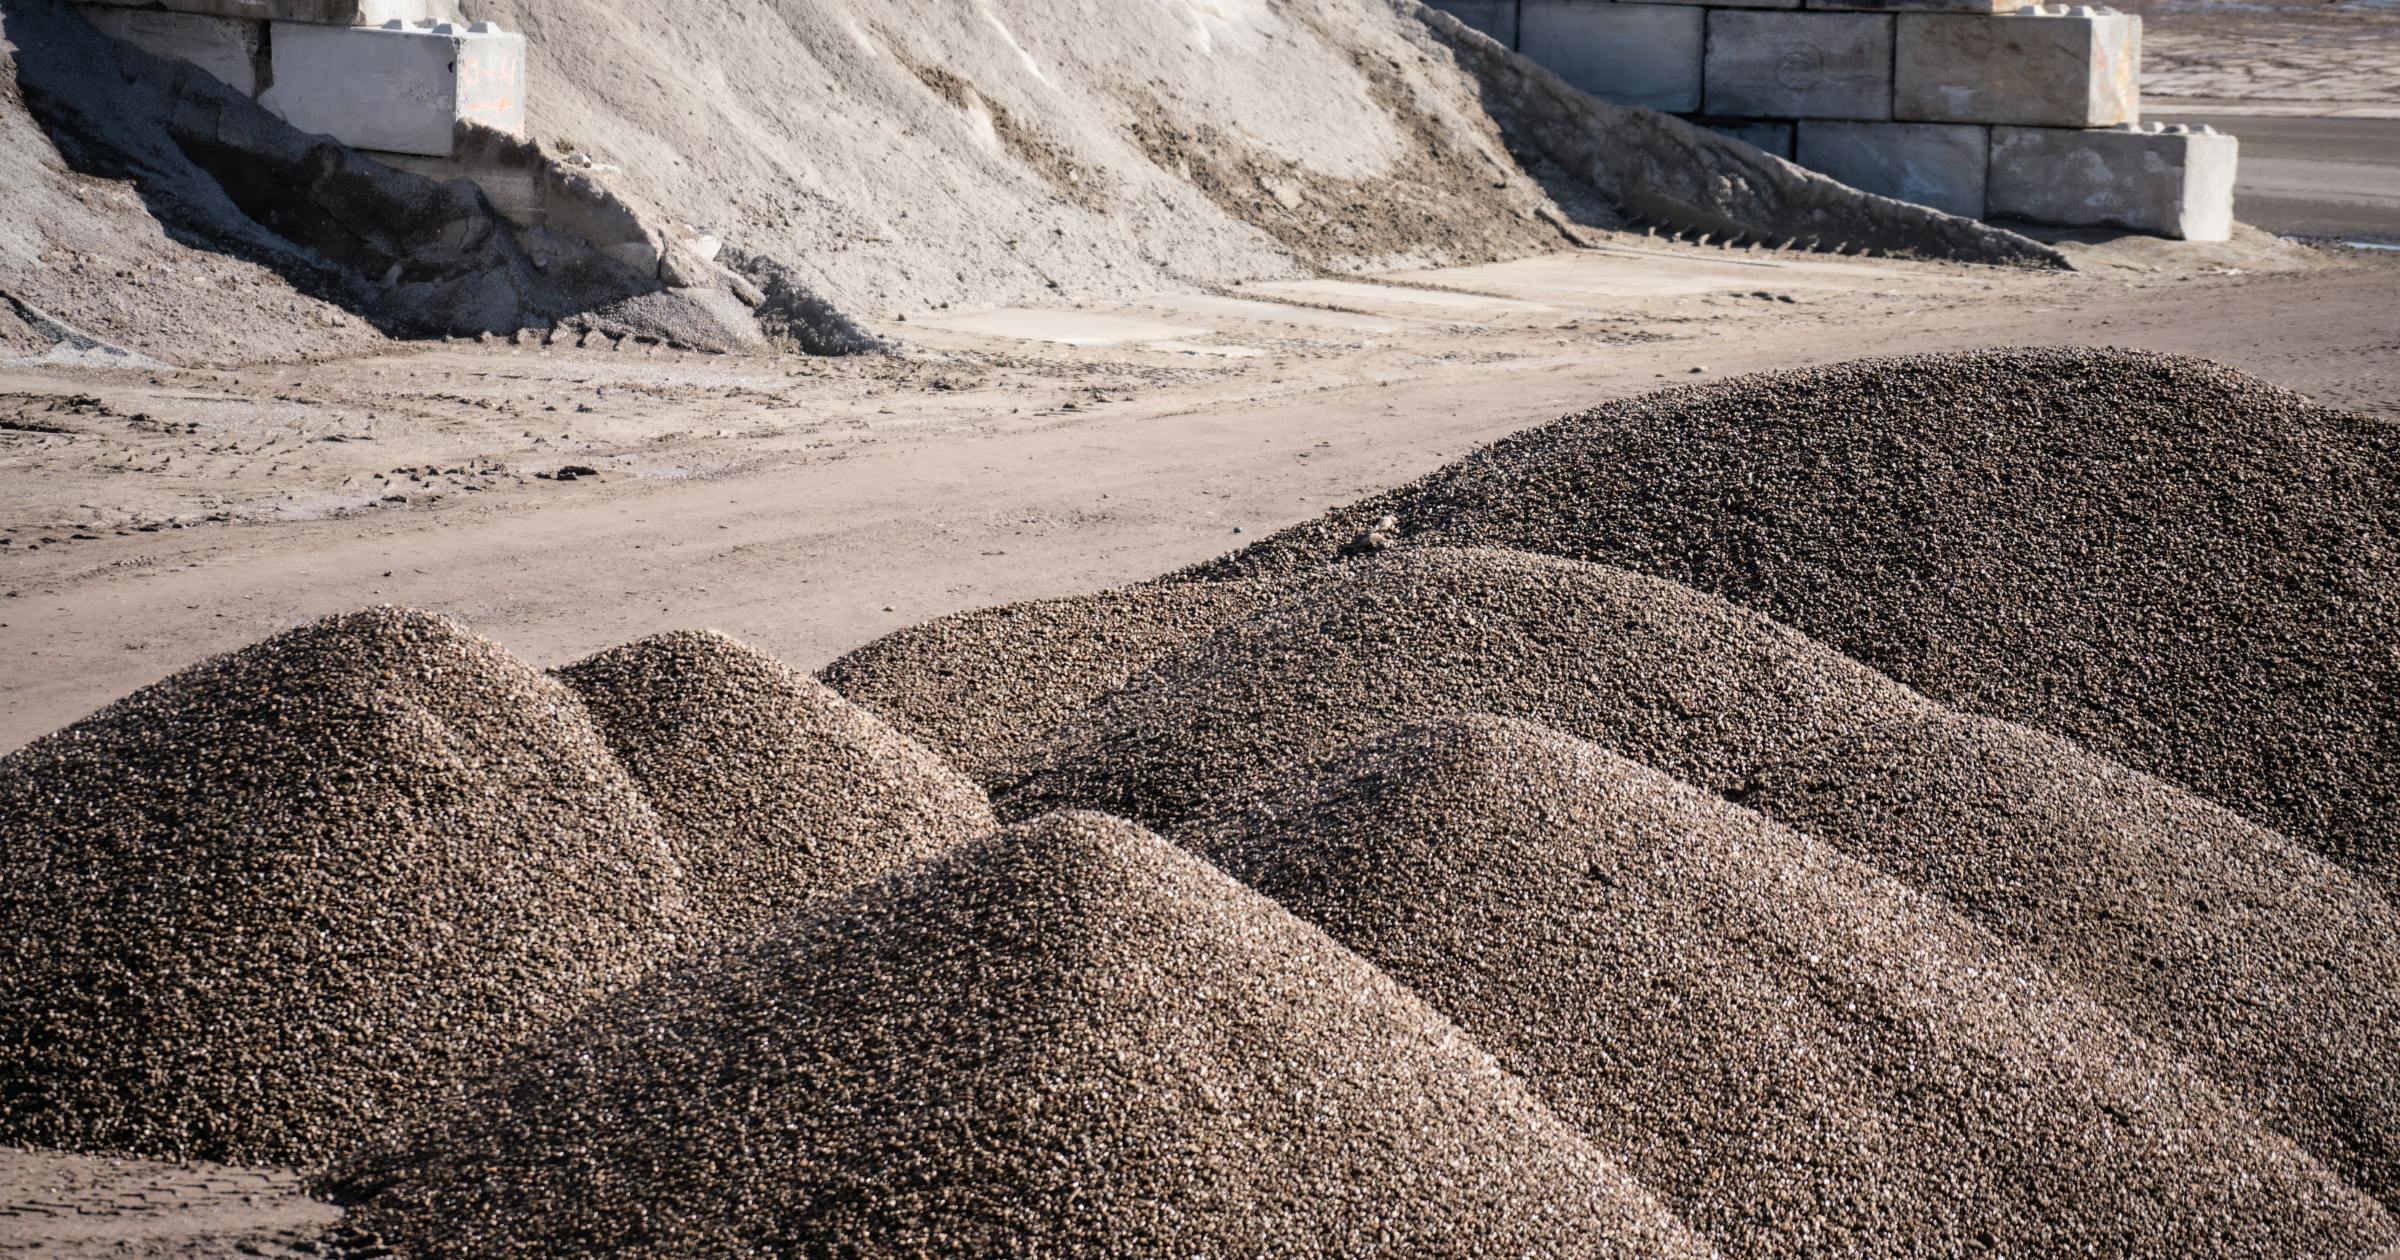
xmin=1988 ymin=123 xmax=2237 ymax=240
xmin=1704 ymin=11 xmax=1893 ymax=120
xmin=259 ymin=19 xmax=526 ymax=157
xmin=1700 ymin=117 xmax=1796 ymax=158
xmin=77 ymin=6 xmax=264 ymax=94
xmin=1797 ymin=119 xmax=1988 ymax=217
xmin=80 ymin=0 xmax=384 ymax=24
xmin=1807 ymin=0 xmax=2029 ymax=12
xmin=1896 ymin=9 xmax=2141 ymax=128
xmin=1629 ymin=0 xmax=1803 ymax=12
xmin=1426 ymin=0 xmax=1520 ymax=47
xmin=1519 ymin=2 xmax=1705 ymax=113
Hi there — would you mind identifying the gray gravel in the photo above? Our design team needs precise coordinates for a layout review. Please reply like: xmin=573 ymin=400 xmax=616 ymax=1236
xmin=821 ymin=581 xmax=1284 ymax=785
xmin=1006 ymin=546 xmax=2400 ymax=1212
xmin=328 ymin=812 xmax=1714 ymax=1260
xmin=557 ymin=630 xmax=994 ymax=941
xmin=1185 ymin=713 xmax=2396 ymax=1260
xmin=1177 ymin=347 xmax=2400 ymax=892
xmin=0 ymin=608 xmax=688 ymax=1168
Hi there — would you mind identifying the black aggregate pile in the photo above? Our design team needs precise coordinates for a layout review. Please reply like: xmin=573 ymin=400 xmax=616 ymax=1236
xmin=1177 ymin=348 xmax=2400 ymax=889
xmin=329 ymin=812 xmax=1714 ymax=1260
xmin=0 ymin=608 xmax=688 ymax=1167
xmin=557 ymin=630 xmax=994 ymax=940
xmin=820 ymin=580 xmax=1284 ymax=784
xmin=1006 ymin=547 xmax=2400 ymax=1207
xmin=1183 ymin=714 xmax=2397 ymax=1260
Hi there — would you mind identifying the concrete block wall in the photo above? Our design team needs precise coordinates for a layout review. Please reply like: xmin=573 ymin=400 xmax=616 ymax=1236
xmin=1429 ymin=0 xmax=2236 ymax=239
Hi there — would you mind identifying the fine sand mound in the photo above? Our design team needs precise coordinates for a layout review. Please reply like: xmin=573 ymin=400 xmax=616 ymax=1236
xmin=1178 ymin=348 xmax=2400 ymax=889
xmin=556 ymin=631 xmax=994 ymax=940
xmin=821 ymin=580 xmax=1285 ymax=784
xmin=0 ymin=609 xmax=687 ymax=1167
xmin=1007 ymin=546 xmax=2400 ymax=1208
xmin=1184 ymin=715 xmax=2395 ymax=1259
xmin=329 ymin=812 xmax=1713 ymax=1260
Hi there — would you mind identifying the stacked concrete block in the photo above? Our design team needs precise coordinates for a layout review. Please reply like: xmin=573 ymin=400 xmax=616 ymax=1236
xmin=259 ymin=21 xmax=526 ymax=157
xmin=78 ymin=7 xmax=266 ymax=94
xmin=1520 ymin=2 xmax=1705 ymax=113
xmin=1798 ymin=121 xmax=1989 ymax=216
xmin=1426 ymin=0 xmax=1523 ymax=46
xmin=79 ymin=0 xmax=448 ymax=22
xmin=1989 ymin=123 xmax=2236 ymax=240
xmin=1896 ymin=7 xmax=2140 ymax=127
xmin=1701 ymin=117 xmax=1797 ymax=158
xmin=1703 ymin=11 xmax=1893 ymax=120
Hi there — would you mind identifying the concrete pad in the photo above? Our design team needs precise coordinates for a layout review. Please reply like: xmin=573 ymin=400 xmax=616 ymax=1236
xmin=910 ymin=309 xmax=1209 ymax=346
xmin=1988 ymin=123 xmax=2237 ymax=240
xmin=1518 ymin=1 xmax=1705 ymax=113
xmin=1896 ymin=10 xmax=2141 ymax=128
xmin=1704 ymin=11 xmax=1894 ymax=120
xmin=259 ymin=19 xmax=526 ymax=157
xmin=1797 ymin=120 xmax=1989 ymax=217
xmin=76 ymin=6 xmax=264 ymax=94
xmin=1424 ymin=0 xmax=1520 ymax=47
xmin=1700 ymin=117 xmax=1797 ymax=159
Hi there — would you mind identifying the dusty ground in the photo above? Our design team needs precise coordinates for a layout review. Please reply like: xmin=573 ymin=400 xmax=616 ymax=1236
xmin=4 ymin=230 xmax=2394 ymax=751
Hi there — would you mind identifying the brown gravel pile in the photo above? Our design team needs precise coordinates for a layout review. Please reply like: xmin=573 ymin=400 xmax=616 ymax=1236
xmin=0 ymin=608 xmax=687 ymax=1167
xmin=556 ymin=630 xmax=994 ymax=940
xmin=1184 ymin=714 xmax=2396 ymax=1259
xmin=820 ymin=581 xmax=1284 ymax=784
xmin=329 ymin=812 xmax=1713 ymax=1260
xmin=1006 ymin=547 xmax=2400 ymax=1208
xmin=1177 ymin=348 xmax=2400 ymax=890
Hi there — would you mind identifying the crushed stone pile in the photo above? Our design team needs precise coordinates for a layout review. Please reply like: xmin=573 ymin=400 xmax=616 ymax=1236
xmin=557 ymin=631 xmax=995 ymax=940
xmin=1178 ymin=347 xmax=2400 ymax=890
xmin=328 ymin=812 xmax=1713 ymax=1260
xmin=1185 ymin=714 xmax=2395 ymax=1259
xmin=821 ymin=580 xmax=1285 ymax=784
xmin=0 ymin=608 xmax=687 ymax=1167
xmin=1007 ymin=546 xmax=2400 ymax=1208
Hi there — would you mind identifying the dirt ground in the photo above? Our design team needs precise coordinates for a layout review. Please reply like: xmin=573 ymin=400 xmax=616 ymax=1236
xmin=4 ymin=229 xmax=2394 ymax=751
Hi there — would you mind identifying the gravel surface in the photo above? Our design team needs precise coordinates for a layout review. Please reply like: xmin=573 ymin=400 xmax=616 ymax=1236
xmin=1008 ymin=546 xmax=2400 ymax=1209
xmin=820 ymin=580 xmax=1285 ymax=784
xmin=329 ymin=812 xmax=1713 ymax=1260
xmin=1183 ymin=714 xmax=2396 ymax=1260
xmin=557 ymin=630 xmax=994 ymax=940
xmin=0 ymin=608 xmax=688 ymax=1168
xmin=1177 ymin=348 xmax=2400 ymax=891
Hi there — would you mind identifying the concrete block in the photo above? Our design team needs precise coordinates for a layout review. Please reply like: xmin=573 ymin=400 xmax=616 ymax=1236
xmin=1704 ymin=11 xmax=1893 ymax=120
xmin=1797 ymin=120 xmax=1988 ymax=216
xmin=259 ymin=20 xmax=526 ymax=157
xmin=1626 ymin=0 xmax=1803 ymax=12
xmin=1807 ymin=0 xmax=2029 ymax=12
xmin=1699 ymin=117 xmax=1796 ymax=158
xmin=1896 ymin=8 xmax=2140 ymax=128
xmin=78 ymin=0 xmax=420 ymax=24
xmin=1425 ymin=0 xmax=1520 ymax=47
xmin=1519 ymin=2 xmax=1704 ymax=113
xmin=77 ymin=6 xmax=264 ymax=94
xmin=1988 ymin=123 xmax=2237 ymax=240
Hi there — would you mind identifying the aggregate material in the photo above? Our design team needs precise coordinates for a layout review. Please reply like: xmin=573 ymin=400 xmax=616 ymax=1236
xmin=329 ymin=812 xmax=1715 ymax=1260
xmin=1184 ymin=714 xmax=2396 ymax=1260
xmin=557 ymin=630 xmax=995 ymax=940
xmin=1179 ymin=347 xmax=2400 ymax=890
xmin=0 ymin=608 xmax=688 ymax=1168
xmin=1009 ymin=546 xmax=2400 ymax=1209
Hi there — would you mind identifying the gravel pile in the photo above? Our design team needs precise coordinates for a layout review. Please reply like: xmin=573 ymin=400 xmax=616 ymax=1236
xmin=557 ymin=631 xmax=994 ymax=940
xmin=1184 ymin=714 xmax=2395 ymax=1259
xmin=329 ymin=812 xmax=1712 ymax=1260
xmin=820 ymin=581 xmax=1284 ymax=784
xmin=0 ymin=608 xmax=688 ymax=1167
xmin=1177 ymin=348 xmax=2400 ymax=890
xmin=1007 ymin=547 xmax=2400 ymax=1208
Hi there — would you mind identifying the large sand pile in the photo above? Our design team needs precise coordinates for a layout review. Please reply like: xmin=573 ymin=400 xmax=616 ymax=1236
xmin=330 ymin=812 xmax=1713 ymax=1259
xmin=0 ymin=609 xmax=687 ymax=1166
xmin=556 ymin=630 xmax=994 ymax=938
xmin=1007 ymin=546 xmax=2400 ymax=1208
xmin=1184 ymin=714 xmax=2393 ymax=1259
xmin=1182 ymin=347 xmax=2400 ymax=890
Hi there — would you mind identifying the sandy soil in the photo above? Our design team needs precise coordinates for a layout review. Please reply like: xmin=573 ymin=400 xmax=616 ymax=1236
xmin=4 ymin=231 xmax=2392 ymax=751
xmin=0 ymin=1146 xmax=336 ymax=1258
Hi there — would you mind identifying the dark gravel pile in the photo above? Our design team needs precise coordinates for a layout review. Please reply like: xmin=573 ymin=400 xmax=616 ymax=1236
xmin=330 ymin=812 xmax=1712 ymax=1260
xmin=1006 ymin=547 xmax=2400 ymax=1208
xmin=1184 ymin=714 xmax=2396 ymax=1260
xmin=820 ymin=581 xmax=1283 ymax=784
xmin=557 ymin=630 xmax=994 ymax=940
xmin=1176 ymin=348 xmax=2400 ymax=889
xmin=0 ymin=608 xmax=687 ymax=1168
